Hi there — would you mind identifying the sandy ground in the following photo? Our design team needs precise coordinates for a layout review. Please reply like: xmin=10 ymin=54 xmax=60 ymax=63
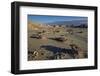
xmin=28 ymin=26 xmax=88 ymax=61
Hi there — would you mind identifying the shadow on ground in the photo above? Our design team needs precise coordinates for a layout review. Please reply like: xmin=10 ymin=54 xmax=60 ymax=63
xmin=41 ymin=45 xmax=77 ymax=58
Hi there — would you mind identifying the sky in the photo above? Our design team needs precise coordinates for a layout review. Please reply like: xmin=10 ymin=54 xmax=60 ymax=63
xmin=28 ymin=15 xmax=87 ymax=24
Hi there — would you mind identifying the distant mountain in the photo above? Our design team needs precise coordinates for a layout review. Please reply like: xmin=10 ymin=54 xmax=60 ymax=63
xmin=46 ymin=20 xmax=87 ymax=26
xmin=28 ymin=21 xmax=43 ymax=30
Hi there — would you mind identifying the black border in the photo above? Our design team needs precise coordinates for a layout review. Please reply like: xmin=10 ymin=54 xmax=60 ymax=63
xmin=11 ymin=1 xmax=98 ymax=74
